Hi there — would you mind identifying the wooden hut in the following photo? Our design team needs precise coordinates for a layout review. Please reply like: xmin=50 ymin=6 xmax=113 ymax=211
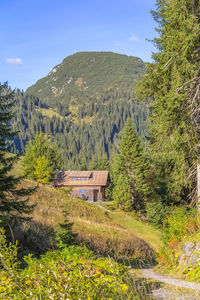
xmin=55 ymin=170 xmax=109 ymax=202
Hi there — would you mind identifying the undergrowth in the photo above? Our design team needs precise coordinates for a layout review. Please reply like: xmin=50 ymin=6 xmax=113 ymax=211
xmin=0 ymin=228 xmax=140 ymax=299
xmin=157 ymin=206 xmax=200 ymax=281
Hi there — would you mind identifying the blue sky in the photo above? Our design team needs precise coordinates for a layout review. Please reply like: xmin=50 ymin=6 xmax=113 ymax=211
xmin=0 ymin=0 xmax=157 ymax=90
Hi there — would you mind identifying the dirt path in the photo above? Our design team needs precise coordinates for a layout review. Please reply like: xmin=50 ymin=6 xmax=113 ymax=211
xmin=141 ymin=268 xmax=200 ymax=291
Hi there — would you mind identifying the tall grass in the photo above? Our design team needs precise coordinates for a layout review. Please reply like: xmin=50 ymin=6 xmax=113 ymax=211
xmin=15 ymin=179 xmax=158 ymax=264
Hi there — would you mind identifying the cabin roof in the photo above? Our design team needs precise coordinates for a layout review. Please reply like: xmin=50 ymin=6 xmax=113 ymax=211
xmin=55 ymin=170 xmax=109 ymax=187
xmin=69 ymin=171 xmax=92 ymax=178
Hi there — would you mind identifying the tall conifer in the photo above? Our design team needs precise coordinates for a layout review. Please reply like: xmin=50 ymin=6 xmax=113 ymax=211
xmin=113 ymin=118 xmax=150 ymax=210
xmin=0 ymin=85 xmax=34 ymax=227
xmin=136 ymin=0 xmax=200 ymax=204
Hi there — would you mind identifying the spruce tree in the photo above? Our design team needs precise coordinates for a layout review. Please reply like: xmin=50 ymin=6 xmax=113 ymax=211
xmin=112 ymin=118 xmax=150 ymax=210
xmin=0 ymin=85 xmax=34 ymax=228
xmin=136 ymin=0 xmax=200 ymax=205
xmin=56 ymin=210 xmax=77 ymax=247
xmin=113 ymin=174 xmax=132 ymax=211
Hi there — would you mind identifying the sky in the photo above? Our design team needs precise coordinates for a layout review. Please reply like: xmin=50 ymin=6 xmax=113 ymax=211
xmin=0 ymin=0 xmax=157 ymax=91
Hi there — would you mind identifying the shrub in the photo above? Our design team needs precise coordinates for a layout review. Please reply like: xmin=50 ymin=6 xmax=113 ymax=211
xmin=162 ymin=206 xmax=198 ymax=246
xmin=0 ymin=228 xmax=139 ymax=299
xmin=146 ymin=200 xmax=168 ymax=228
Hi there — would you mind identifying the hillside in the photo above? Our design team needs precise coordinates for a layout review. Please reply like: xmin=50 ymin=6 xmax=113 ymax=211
xmin=12 ymin=52 xmax=147 ymax=169
xmin=17 ymin=178 xmax=160 ymax=263
xmin=13 ymin=156 xmax=161 ymax=262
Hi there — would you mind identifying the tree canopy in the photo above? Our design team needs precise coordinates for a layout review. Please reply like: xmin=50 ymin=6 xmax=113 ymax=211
xmin=0 ymin=85 xmax=34 ymax=228
xmin=111 ymin=118 xmax=150 ymax=211
xmin=136 ymin=0 xmax=200 ymax=205
xmin=22 ymin=132 xmax=62 ymax=183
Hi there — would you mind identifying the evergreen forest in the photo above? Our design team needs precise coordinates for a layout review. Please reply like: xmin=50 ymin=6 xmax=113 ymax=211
xmin=9 ymin=52 xmax=148 ymax=169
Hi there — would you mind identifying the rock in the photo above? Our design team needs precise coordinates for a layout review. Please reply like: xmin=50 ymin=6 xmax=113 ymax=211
xmin=180 ymin=241 xmax=200 ymax=266
xmin=182 ymin=242 xmax=194 ymax=257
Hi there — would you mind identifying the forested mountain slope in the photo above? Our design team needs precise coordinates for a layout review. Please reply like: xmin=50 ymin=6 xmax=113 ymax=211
xmin=26 ymin=52 xmax=145 ymax=108
xmin=12 ymin=52 xmax=147 ymax=169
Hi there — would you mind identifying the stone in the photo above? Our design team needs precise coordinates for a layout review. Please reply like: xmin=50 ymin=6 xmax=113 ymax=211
xmin=182 ymin=242 xmax=194 ymax=257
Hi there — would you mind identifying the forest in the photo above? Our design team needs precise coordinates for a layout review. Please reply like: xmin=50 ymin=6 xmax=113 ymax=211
xmin=9 ymin=55 xmax=148 ymax=169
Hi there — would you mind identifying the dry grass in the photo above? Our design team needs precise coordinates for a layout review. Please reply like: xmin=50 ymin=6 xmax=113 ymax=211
xmin=14 ymin=178 xmax=161 ymax=263
xmin=11 ymin=158 xmax=161 ymax=262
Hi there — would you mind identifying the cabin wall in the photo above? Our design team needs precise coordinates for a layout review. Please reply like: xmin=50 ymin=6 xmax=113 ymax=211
xmin=64 ymin=186 xmax=105 ymax=202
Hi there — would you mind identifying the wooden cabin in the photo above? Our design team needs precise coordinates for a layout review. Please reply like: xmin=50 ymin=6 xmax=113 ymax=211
xmin=55 ymin=170 xmax=109 ymax=202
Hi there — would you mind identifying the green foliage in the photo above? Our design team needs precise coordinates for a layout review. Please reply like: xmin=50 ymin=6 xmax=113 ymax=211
xmin=146 ymin=200 xmax=168 ymax=228
xmin=162 ymin=207 xmax=197 ymax=246
xmin=34 ymin=155 xmax=54 ymax=184
xmin=136 ymin=0 xmax=200 ymax=205
xmin=89 ymin=154 xmax=110 ymax=170
xmin=113 ymin=174 xmax=132 ymax=211
xmin=0 ymin=228 xmax=19 ymax=274
xmin=22 ymin=132 xmax=62 ymax=183
xmin=0 ymin=228 xmax=138 ymax=299
xmin=111 ymin=118 xmax=151 ymax=211
xmin=56 ymin=210 xmax=77 ymax=247
xmin=157 ymin=207 xmax=200 ymax=276
xmin=0 ymin=85 xmax=34 ymax=229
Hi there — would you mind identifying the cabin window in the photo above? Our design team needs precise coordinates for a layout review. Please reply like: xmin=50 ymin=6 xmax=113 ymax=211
xmin=80 ymin=189 xmax=86 ymax=194
xmin=81 ymin=177 xmax=87 ymax=180
xmin=72 ymin=177 xmax=78 ymax=180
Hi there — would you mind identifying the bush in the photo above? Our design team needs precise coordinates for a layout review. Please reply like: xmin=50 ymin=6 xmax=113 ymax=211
xmin=162 ymin=206 xmax=198 ymax=246
xmin=0 ymin=228 xmax=139 ymax=299
xmin=146 ymin=200 xmax=168 ymax=228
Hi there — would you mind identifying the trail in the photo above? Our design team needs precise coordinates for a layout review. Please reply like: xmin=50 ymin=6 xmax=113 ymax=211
xmin=141 ymin=268 xmax=200 ymax=291
xmin=91 ymin=204 xmax=200 ymax=297
xmin=129 ymin=268 xmax=200 ymax=299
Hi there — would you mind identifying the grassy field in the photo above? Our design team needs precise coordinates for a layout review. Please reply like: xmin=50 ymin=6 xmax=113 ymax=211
xmin=11 ymin=158 xmax=161 ymax=263
xmin=15 ymin=180 xmax=161 ymax=263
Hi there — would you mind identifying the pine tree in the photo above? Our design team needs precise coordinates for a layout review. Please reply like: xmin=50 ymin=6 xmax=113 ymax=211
xmin=56 ymin=210 xmax=77 ymax=247
xmin=113 ymin=174 xmax=132 ymax=211
xmin=0 ymin=85 xmax=34 ymax=228
xmin=112 ymin=118 xmax=150 ymax=210
xmin=136 ymin=0 xmax=200 ymax=205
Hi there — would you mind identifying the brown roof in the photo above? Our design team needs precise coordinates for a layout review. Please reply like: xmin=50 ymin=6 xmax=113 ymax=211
xmin=55 ymin=170 xmax=109 ymax=187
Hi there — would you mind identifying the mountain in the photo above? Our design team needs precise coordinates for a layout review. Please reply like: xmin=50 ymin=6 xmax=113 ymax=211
xmin=26 ymin=52 xmax=145 ymax=108
xmin=12 ymin=52 xmax=147 ymax=169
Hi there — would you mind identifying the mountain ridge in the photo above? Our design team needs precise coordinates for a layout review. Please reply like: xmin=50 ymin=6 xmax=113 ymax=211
xmin=25 ymin=51 xmax=145 ymax=109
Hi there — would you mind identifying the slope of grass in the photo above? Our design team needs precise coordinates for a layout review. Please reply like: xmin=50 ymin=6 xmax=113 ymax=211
xmin=10 ymin=158 xmax=162 ymax=263
xmin=109 ymin=210 xmax=161 ymax=252
xmin=13 ymin=177 xmax=161 ymax=263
